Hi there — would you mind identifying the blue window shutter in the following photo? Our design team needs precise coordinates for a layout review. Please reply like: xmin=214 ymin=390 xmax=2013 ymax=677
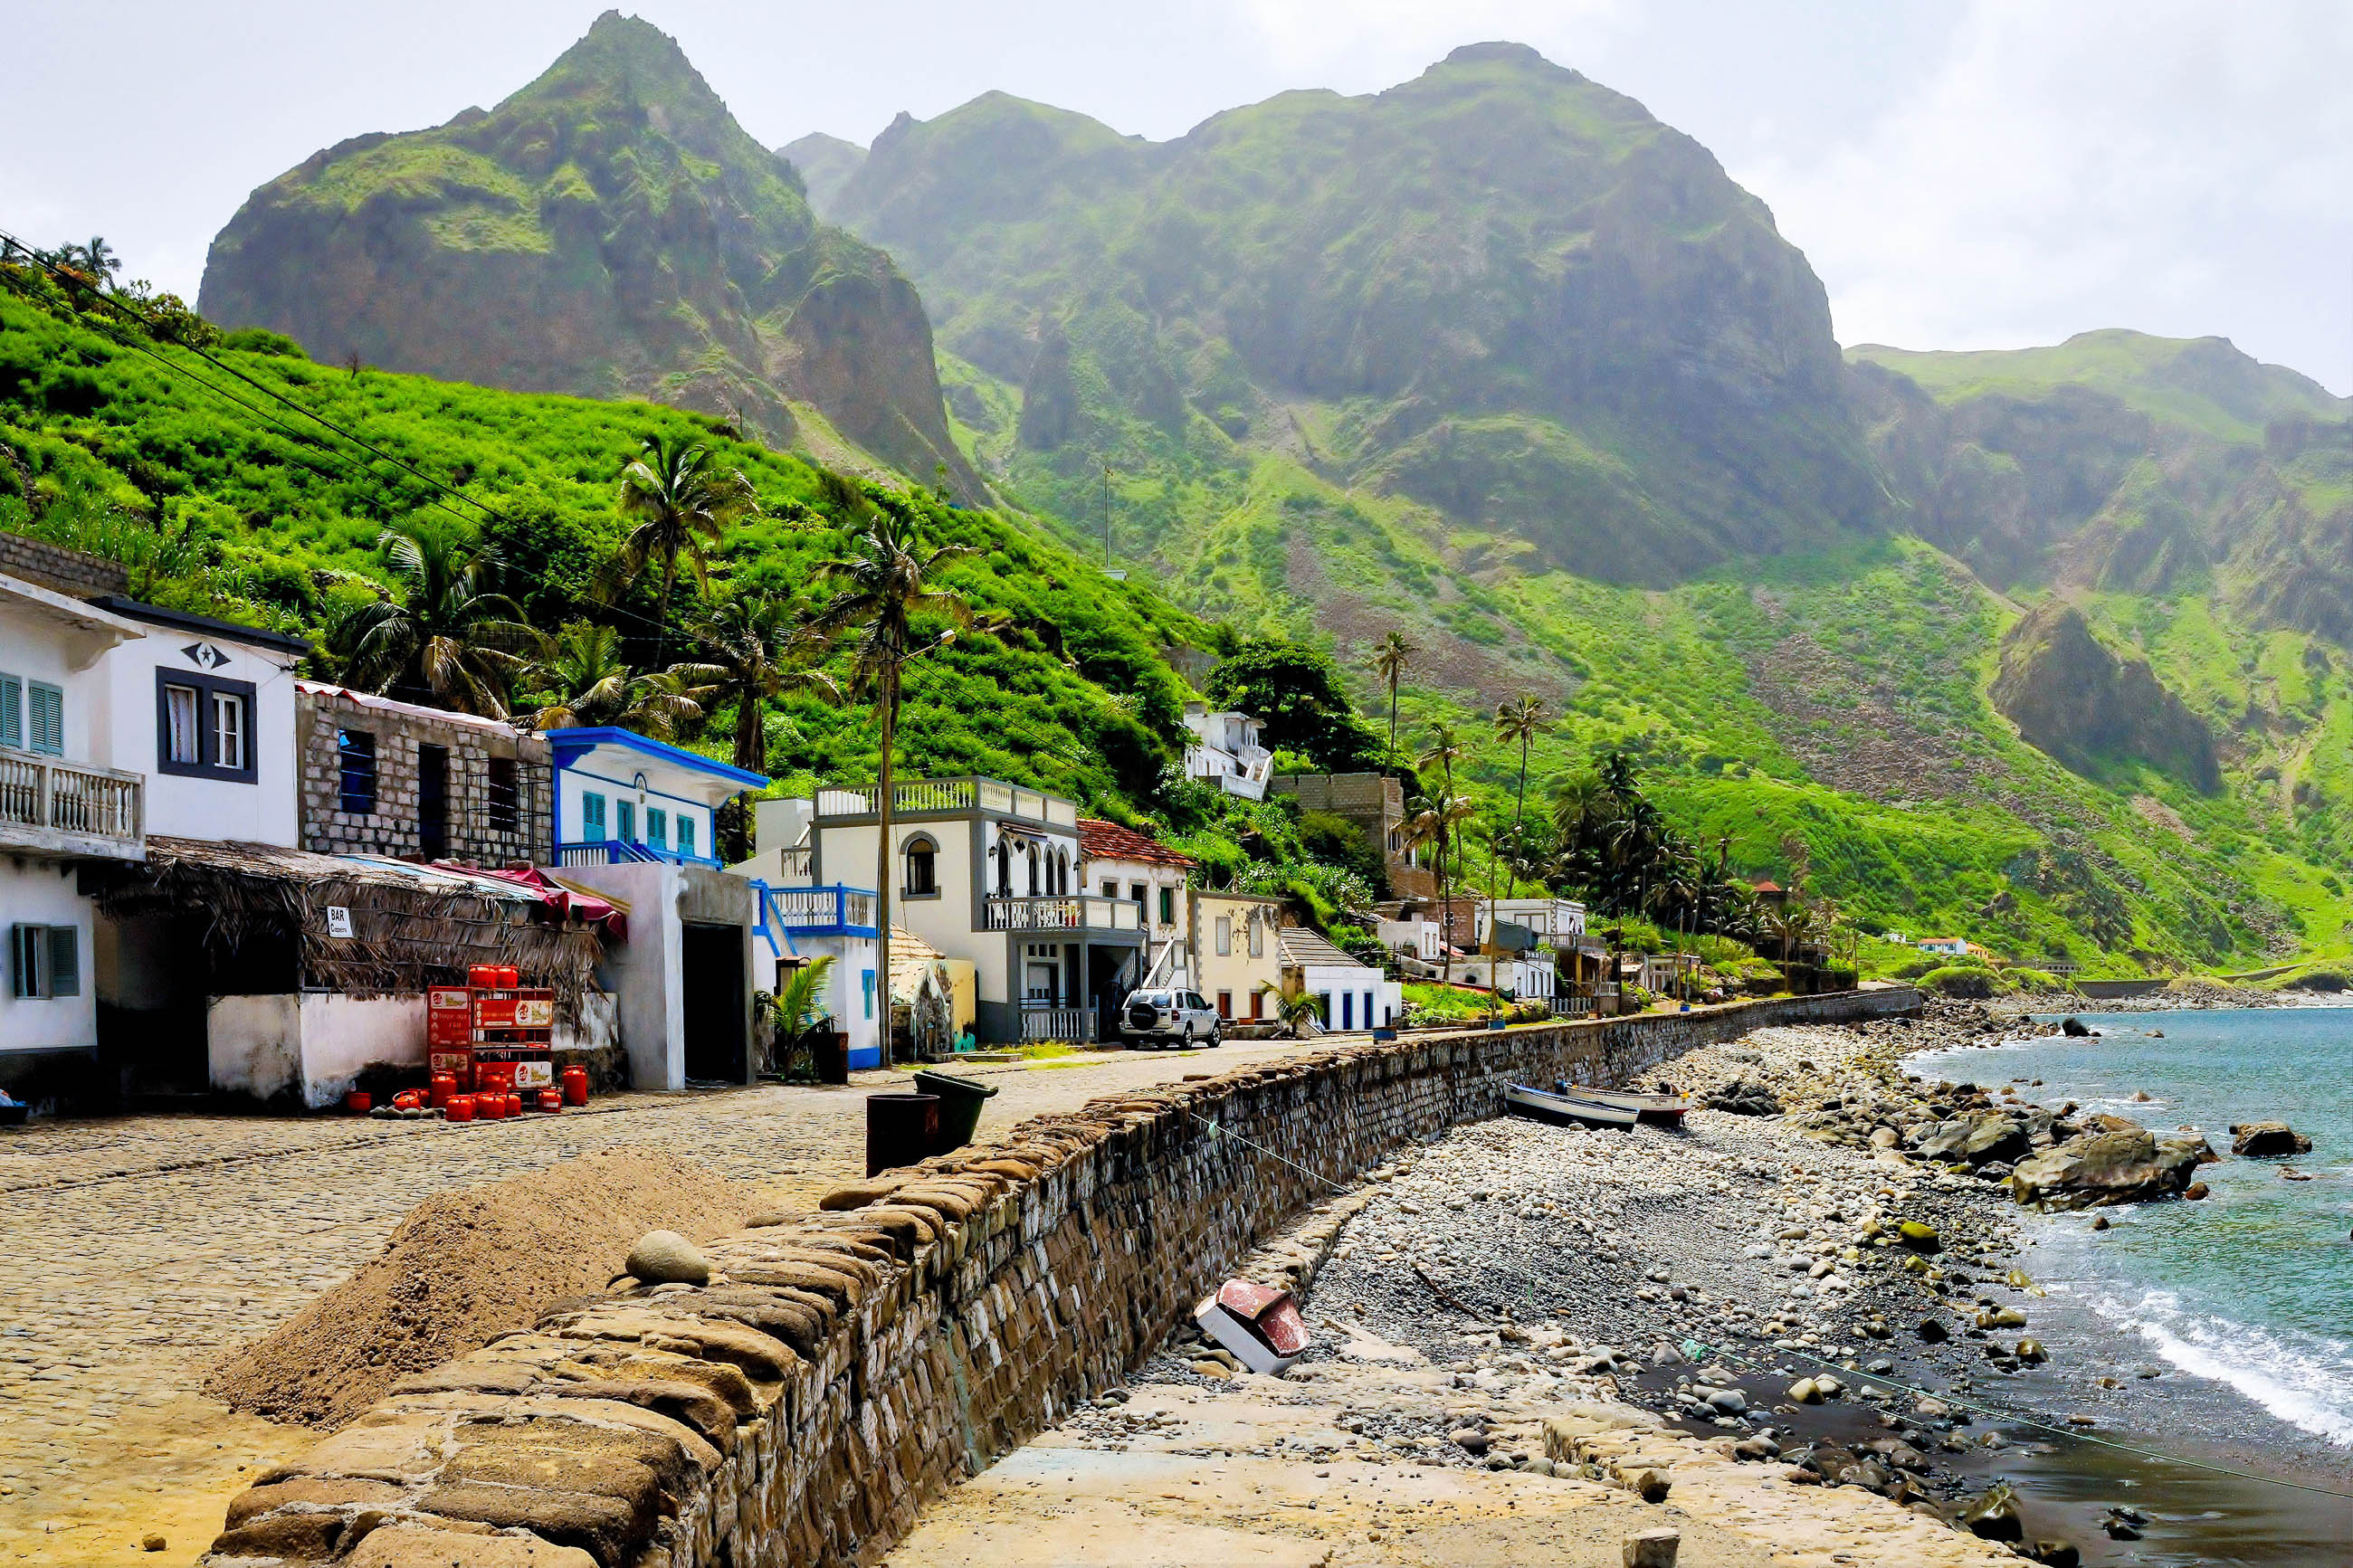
xmin=0 ymin=675 xmax=20 ymax=748
xmin=616 ymin=801 xmax=634 ymax=842
xmin=28 ymin=684 xmax=62 ymax=755
xmin=678 ymin=815 xmax=696 ymax=858
xmin=583 ymin=793 xmax=606 ymax=841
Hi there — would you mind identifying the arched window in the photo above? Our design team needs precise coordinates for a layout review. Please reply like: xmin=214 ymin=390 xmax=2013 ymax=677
xmin=904 ymin=834 xmax=938 ymax=897
xmin=1025 ymin=842 xmax=1040 ymax=896
xmin=1053 ymin=848 xmax=1071 ymax=895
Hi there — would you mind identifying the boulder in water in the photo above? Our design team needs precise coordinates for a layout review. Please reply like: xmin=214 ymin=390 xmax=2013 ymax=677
xmin=1964 ymin=1480 xmax=2024 ymax=1541
xmin=2060 ymin=1017 xmax=2091 ymax=1037
xmin=2230 ymin=1121 xmax=2312 ymax=1158
xmin=2007 ymin=1127 xmax=2214 ymax=1210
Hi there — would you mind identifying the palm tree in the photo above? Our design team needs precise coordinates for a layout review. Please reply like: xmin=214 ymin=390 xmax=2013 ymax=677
xmin=768 ymin=955 xmax=838 ymax=1075
xmin=605 ymin=433 xmax=759 ymax=663
xmin=333 ymin=525 xmax=536 ymax=717
xmin=1371 ymin=632 xmax=1416 ymax=769
xmin=806 ymin=493 xmax=976 ymax=1065
xmin=520 ymin=621 xmax=705 ymax=738
xmin=1254 ymin=981 xmax=1326 ymax=1040
xmin=1405 ymin=789 xmax=1477 ymax=988
xmin=678 ymin=588 xmax=839 ymax=775
xmin=1415 ymin=721 xmax=1468 ymax=976
xmin=1489 ymin=692 xmax=1548 ymax=900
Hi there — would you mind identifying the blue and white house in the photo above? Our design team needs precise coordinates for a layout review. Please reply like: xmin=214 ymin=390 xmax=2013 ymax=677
xmin=731 ymin=804 xmax=886 ymax=1069
xmin=544 ymin=727 xmax=767 ymax=1090
xmin=548 ymin=727 xmax=764 ymax=868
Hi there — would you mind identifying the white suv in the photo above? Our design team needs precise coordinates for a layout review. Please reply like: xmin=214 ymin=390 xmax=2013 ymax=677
xmin=1123 ymin=989 xmax=1223 ymax=1049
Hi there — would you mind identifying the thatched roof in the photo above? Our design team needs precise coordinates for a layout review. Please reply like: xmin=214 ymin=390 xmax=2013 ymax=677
xmin=96 ymin=838 xmax=608 ymax=1015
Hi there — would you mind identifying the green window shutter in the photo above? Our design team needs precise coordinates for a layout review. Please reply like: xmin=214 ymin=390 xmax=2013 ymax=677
xmin=46 ymin=926 xmax=79 ymax=998
xmin=0 ymin=675 xmax=20 ymax=749
xmin=8 ymin=925 xmax=33 ymax=998
xmin=28 ymin=683 xmax=62 ymax=755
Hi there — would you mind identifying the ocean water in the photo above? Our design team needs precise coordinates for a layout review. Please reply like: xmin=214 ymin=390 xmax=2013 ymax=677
xmin=1911 ymin=1008 xmax=2353 ymax=1452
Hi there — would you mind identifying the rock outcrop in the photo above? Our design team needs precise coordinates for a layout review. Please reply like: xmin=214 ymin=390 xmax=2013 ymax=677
xmin=199 ymin=12 xmax=980 ymax=495
xmin=2230 ymin=1121 xmax=2312 ymax=1157
xmin=1989 ymin=600 xmax=2221 ymax=792
xmin=2007 ymin=1124 xmax=2216 ymax=1210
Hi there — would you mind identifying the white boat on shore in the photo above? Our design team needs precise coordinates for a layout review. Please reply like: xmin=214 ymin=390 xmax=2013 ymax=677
xmin=1505 ymin=1082 xmax=1688 ymax=1128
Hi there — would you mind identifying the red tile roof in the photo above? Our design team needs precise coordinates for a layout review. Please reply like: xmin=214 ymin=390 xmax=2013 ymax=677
xmin=1078 ymin=817 xmax=1196 ymax=869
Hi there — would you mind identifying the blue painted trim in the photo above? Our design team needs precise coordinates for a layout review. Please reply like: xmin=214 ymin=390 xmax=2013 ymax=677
xmin=565 ymin=764 xmax=720 ymax=815
xmin=545 ymin=727 xmax=767 ymax=790
xmin=847 ymin=1044 xmax=883 ymax=1071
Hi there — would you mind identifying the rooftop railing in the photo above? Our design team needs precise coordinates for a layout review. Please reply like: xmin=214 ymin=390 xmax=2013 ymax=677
xmin=984 ymin=894 xmax=1142 ymax=934
xmin=814 ymin=776 xmax=1076 ymax=827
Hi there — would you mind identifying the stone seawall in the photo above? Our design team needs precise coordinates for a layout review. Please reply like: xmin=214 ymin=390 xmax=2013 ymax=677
xmin=202 ymin=989 xmax=1920 ymax=1568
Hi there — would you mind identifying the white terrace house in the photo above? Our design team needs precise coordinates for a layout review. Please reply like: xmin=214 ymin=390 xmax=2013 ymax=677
xmin=749 ymin=777 xmax=1144 ymax=1044
xmin=1 ymin=564 xmax=307 ymax=1099
xmin=1181 ymin=702 xmax=1273 ymax=800
xmin=729 ymin=821 xmax=885 ymax=1071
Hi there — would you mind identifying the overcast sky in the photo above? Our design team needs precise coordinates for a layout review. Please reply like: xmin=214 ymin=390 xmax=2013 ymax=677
xmin=5 ymin=0 xmax=2348 ymax=392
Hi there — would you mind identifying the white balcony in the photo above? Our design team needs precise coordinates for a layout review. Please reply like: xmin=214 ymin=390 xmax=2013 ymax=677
xmin=1018 ymin=1005 xmax=1096 ymax=1042
xmin=0 ymin=753 xmax=143 ymax=860
xmin=985 ymin=894 xmax=1143 ymax=934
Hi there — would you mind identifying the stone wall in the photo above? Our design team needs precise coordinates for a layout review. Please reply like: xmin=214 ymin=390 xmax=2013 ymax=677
xmin=298 ymin=684 xmax=551 ymax=865
xmin=201 ymin=988 xmax=1919 ymax=1568
xmin=0 ymin=530 xmax=129 ymax=598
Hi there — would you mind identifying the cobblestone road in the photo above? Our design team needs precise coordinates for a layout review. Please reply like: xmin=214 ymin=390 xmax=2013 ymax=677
xmin=0 ymin=1038 xmax=1335 ymax=1565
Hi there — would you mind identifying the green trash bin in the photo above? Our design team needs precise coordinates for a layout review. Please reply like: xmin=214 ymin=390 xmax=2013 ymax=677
xmin=910 ymin=1069 xmax=998 ymax=1154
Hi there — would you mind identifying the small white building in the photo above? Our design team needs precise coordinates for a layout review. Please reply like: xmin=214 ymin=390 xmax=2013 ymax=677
xmin=1916 ymin=936 xmax=1969 ymax=957
xmin=1376 ymin=916 xmax=1442 ymax=964
xmin=1182 ymin=702 xmax=1272 ymax=800
xmin=1277 ymin=926 xmax=1401 ymax=1033
xmin=1079 ymin=816 xmax=1195 ymax=958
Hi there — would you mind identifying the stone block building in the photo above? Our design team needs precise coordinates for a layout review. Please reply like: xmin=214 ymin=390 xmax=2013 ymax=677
xmin=296 ymin=682 xmax=549 ymax=864
xmin=1271 ymin=771 xmax=1434 ymax=898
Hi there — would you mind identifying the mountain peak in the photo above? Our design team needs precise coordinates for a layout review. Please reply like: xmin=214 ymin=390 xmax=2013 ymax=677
xmin=1441 ymin=41 xmax=1551 ymax=68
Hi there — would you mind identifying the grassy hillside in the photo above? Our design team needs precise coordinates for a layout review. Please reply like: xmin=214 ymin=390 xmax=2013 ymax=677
xmin=0 ymin=272 xmax=1201 ymax=810
xmin=199 ymin=12 xmax=978 ymax=496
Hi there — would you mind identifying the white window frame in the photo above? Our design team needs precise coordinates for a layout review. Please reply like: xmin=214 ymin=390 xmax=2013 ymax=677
xmin=9 ymin=924 xmax=80 ymax=1000
xmin=211 ymin=689 xmax=245 ymax=772
xmin=1215 ymin=915 xmax=1233 ymax=956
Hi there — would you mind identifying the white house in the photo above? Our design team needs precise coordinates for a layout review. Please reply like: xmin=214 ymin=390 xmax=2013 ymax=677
xmin=1079 ymin=816 xmax=1195 ymax=967
xmin=1916 ymin=936 xmax=1969 ymax=957
xmin=548 ymin=728 xmax=766 ymax=1089
xmin=1376 ymin=916 xmax=1443 ymax=965
xmin=1277 ymin=926 xmax=1402 ymax=1033
xmin=747 ymin=777 xmax=1144 ymax=1044
xmin=1181 ymin=703 xmax=1273 ymax=800
xmin=1 ymin=554 xmax=313 ymax=1104
xmin=1480 ymin=897 xmax=1586 ymax=948
xmin=732 ymin=819 xmax=885 ymax=1069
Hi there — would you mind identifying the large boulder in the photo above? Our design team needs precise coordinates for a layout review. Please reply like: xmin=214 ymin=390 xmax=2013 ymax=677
xmin=1704 ymin=1079 xmax=1782 ymax=1117
xmin=2007 ymin=1128 xmax=2214 ymax=1210
xmin=2230 ymin=1122 xmax=2312 ymax=1158
xmin=1917 ymin=1113 xmax=2028 ymax=1165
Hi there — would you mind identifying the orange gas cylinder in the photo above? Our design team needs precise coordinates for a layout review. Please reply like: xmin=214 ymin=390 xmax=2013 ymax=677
xmin=506 ymin=1093 xmax=525 ymax=1119
xmin=391 ymin=1089 xmax=422 ymax=1112
xmin=444 ymin=1094 xmax=475 ymax=1124
xmin=345 ymin=1091 xmax=371 ymax=1114
xmin=476 ymin=1091 xmax=504 ymax=1121
xmin=560 ymin=1065 xmax=589 ymax=1107
xmin=468 ymin=965 xmax=502 ymax=988
xmin=428 ymin=1072 xmax=457 ymax=1109
xmin=538 ymin=1089 xmax=563 ymax=1115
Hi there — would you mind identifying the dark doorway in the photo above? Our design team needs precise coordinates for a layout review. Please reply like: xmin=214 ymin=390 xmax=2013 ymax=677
xmin=681 ymin=922 xmax=746 ymax=1083
xmin=417 ymin=744 xmax=448 ymax=860
xmin=95 ymin=912 xmax=212 ymax=1101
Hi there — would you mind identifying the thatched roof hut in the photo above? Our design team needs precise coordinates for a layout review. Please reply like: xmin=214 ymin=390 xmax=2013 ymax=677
xmin=93 ymin=837 xmax=612 ymax=1019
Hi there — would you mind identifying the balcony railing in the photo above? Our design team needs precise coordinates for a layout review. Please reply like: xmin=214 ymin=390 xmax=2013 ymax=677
xmin=766 ymin=884 xmax=878 ymax=935
xmin=0 ymin=754 xmax=142 ymax=858
xmin=772 ymin=843 xmax=813 ymax=881
xmin=557 ymin=839 xmax=720 ymax=870
xmin=1018 ymin=1005 xmax=1095 ymax=1043
xmin=814 ymin=776 xmax=1077 ymax=827
xmin=985 ymin=894 xmax=1143 ymax=934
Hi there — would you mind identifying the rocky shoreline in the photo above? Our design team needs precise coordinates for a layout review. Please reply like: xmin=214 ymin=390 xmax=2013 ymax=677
xmin=921 ymin=995 xmax=2343 ymax=1567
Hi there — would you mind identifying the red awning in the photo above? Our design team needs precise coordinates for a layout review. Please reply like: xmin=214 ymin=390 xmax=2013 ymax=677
xmin=482 ymin=866 xmax=628 ymax=941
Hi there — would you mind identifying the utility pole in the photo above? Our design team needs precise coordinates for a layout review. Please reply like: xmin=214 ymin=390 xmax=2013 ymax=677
xmin=1099 ymin=460 xmax=1113 ymax=562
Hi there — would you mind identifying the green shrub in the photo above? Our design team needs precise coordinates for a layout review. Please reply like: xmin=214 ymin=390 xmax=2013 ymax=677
xmin=220 ymin=327 xmax=310 ymax=358
xmin=1920 ymin=964 xmax=2004 ymax=998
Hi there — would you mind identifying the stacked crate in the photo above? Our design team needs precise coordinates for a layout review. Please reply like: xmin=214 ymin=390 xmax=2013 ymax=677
xmin=426 ymin=967 xmax=555 ymax=1091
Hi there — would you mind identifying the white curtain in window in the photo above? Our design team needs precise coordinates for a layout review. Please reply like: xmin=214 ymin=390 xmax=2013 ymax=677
xmin=165 ymin=685 xmax=199 ymax=765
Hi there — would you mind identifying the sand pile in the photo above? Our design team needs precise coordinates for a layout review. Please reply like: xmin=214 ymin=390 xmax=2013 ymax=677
xmin=206 ymin=1149 xmax=773 ymax=1428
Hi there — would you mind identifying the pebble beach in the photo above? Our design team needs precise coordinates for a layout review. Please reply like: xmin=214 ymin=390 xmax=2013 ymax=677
xmin=897 ymin=998 xmax=2350 ymax=1566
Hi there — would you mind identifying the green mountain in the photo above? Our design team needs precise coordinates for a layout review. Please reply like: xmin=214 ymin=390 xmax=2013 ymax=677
xmin=198 ymin=12 xmax=978 ymax=495
xmin=810 ymin=43 xmax=1887 ymax=587
xmin=785 ymin=48 xmax=2353 ymax=974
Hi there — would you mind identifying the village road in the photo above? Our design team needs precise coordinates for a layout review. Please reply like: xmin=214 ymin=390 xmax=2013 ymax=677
xmin=0 ymin=1036 xmax=1342 ymax=1565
